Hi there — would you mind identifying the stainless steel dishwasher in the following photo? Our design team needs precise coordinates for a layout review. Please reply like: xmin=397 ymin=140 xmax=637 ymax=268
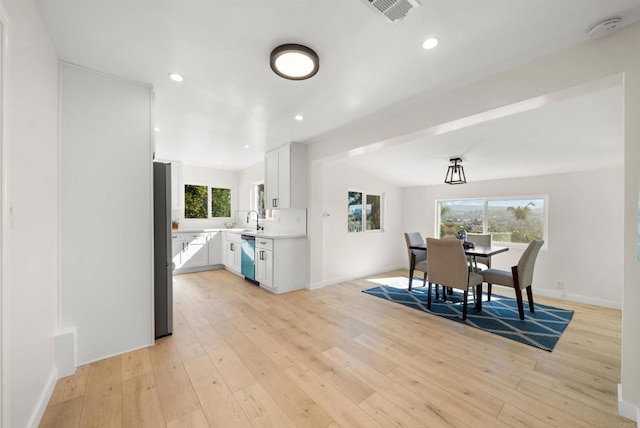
xmin=241 ymin=235 xmax=257 ymax=283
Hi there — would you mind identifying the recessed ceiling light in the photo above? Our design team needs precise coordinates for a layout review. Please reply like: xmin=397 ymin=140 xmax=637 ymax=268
xmin=422 ymin=37 xmax=439 ymax=50
xmin=153 ymin=127 xmax=160 ymax=132
xmin=243 ymin=145 xmax=251 ymax=149
xmin=295 ymin=115 xmax=304 ymax=121
xmin=270 ymin=44 xmax=319 ymax=80
xmin=169 ymin=73 xmax=184 ymax=82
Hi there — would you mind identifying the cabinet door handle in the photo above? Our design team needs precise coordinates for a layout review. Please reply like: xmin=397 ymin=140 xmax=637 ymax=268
xmin=272 ymin=198 xmax=278 ymax=207
xmin=230 ymin=243 xmax=234 ymax=251
xmin=259 ymin=250 xmax=264 ymax=260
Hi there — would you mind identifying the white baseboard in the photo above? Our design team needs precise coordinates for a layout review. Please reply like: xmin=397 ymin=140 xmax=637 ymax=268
xmin=618 ymin=384 xmax=639 ymax=422
xmin=27 ymin=368 xmax=57 ymax=428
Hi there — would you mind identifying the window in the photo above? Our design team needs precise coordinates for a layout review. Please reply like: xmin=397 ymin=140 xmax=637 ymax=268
xmin=184 ymin=184 xmax=232 ymax=219
xmin=184 ymin=184 xmax=208 ymax=219
xmin=210 ymin=187 xmax=231 ymax=217
xmin=348 ymin=190 xmax=383 ymax=233
xmin=437 ymin=197 xmax=546 ymax=244
xmin=252 ymin=182 xmax=267 ymax=219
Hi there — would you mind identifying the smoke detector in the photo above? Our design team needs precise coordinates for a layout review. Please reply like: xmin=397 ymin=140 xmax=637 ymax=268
xmin=359 ymin=0 xmax=421 ymax=23
xmin=588 ymin=17 xmax=622 ymax=38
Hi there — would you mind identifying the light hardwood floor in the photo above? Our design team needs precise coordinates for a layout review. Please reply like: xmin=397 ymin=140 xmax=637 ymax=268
xmin=40 ymin=269 xmax=636 ymax=427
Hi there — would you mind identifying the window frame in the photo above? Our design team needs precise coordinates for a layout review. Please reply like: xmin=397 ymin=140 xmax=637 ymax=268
xmin=183 ymin=183 xmax=234 ymax=220
xmin=348 ymin=189 xmax=384 ymax=234
xmin=435 ymin=195 xmax=548 ymax=249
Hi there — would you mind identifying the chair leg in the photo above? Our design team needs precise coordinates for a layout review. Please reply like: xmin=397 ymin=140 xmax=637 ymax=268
xmin=408 ymin=265 xmax=414 ymax=290
xmin=487 ymin=283 xmax=492 ymax=301
xmin=475 ymin=284 xmax=482 ymax=311
xmin=526 ymin=285 xmax=535 ymax=313
xmin=427 ymin=282 xmax=432 ymax=309
xmin=442 ymin=286 xmax=447 ymax=302
xmin=435 ymin=284 xmax=439 ymax=299
xmin=514 ymin=289 xmax=525 ymax=320
xmin=462 ymin=289 xmax=468 ymax=320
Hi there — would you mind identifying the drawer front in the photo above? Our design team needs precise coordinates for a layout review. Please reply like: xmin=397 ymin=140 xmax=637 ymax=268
xmin=256 ymin=238 xmax=273 ymax=250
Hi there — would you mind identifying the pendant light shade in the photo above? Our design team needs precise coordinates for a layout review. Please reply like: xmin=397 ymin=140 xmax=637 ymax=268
xmin=444 ymin=157 xmax=466 ymax=185
xmin=270 ymin=44 xmax=319 ymax=80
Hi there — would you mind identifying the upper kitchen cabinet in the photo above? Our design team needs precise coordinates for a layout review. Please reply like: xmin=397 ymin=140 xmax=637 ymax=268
xmin=265 ymin=143 xmax=307 ymax=209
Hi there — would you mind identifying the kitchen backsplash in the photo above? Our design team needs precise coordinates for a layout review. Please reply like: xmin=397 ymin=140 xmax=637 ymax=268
xmin=172 ymin=208 xmax=307 ymax=235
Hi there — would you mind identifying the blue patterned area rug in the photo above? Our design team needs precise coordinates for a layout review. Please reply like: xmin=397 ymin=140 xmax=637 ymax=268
xmin=362 ymin=285 xmax=574 ymax=351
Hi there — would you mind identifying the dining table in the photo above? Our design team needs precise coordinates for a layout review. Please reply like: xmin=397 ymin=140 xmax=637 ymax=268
xmin=408 ymin=240 xmax=509 ymax=311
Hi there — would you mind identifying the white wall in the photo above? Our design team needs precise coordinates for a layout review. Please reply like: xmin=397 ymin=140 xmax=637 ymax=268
xmin=314 ymin=160 xmax=404 ymax=287
xmin=175 ymin=164 xmax=240 ymax=229
xmin=306 ymin=22 xmax=640 ymax=419
xmin=60 ymin=64 xmax=153 ymax=365
xmin=1 ymin=0 xmax=59 ymax=426
xmin=237 ymin=161 xmax=264 ymax=212
xmin=403 ymin=168 xmax=624 ymax=308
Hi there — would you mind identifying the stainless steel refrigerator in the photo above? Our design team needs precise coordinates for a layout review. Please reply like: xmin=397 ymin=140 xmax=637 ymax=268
xmin=153 ymin=162 xmax=173 ymax=338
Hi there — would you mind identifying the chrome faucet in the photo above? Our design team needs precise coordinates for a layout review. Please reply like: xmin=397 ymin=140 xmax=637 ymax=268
xmin=247 ymin=210 xmax=262 ymax=230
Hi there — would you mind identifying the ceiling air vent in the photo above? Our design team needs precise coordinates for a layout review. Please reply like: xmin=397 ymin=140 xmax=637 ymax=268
xmin=360 ymin=0 xmax=421 ymax=23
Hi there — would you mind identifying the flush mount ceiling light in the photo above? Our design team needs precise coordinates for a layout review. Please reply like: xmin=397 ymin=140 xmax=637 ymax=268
xmin=169 ymin=73 xmax=184 ymax=82
xmin=422 ymin=37 xmax=439 ymax=50
xmin=270 ymin=44 xmax=319 ymax=80
xmin=294 ymin=114 xmax=304 ymax=121
xmin=444 ymin=157 xmax=466 ymax=185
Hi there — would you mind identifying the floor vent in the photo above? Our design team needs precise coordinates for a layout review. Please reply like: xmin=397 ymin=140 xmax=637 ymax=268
xmin=360 ymin=0 xmax=420 ymax=23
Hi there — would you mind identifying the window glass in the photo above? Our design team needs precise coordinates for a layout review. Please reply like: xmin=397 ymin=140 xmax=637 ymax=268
xmin=366 ymin=194 xmax=381 ymax=231
xmin=438 ymin=200 xmax=484 ymax=238
xmin=488 ymin=199 xmax=544 ymax=243
xmin=211 ymin=187 xmax=231 ymax=218
xmin=348 ymin=191 xmax=363 ymax=232
xmin=184 ymin=184 xmax=208 ymax=218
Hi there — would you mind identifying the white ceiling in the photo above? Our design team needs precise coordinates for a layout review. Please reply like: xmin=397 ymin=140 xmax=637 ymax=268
xmin=35 ymin=0 xmax=639 ymax=183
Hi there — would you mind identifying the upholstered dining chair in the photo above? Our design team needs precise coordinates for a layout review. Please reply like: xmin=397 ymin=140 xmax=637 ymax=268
xmin=480 ymin=240 xmax=544 ymax=320
xmin=426 ymin=238 xmax=483 ymax=320
xmin=404 ymin=232 xmax=428 ymax=291
xmin=467 ymin=233 xmax=491 ymax=295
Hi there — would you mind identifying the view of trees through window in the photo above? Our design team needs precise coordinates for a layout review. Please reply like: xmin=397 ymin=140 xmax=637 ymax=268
xmin=366 ymin=194 xmax=381 ymax=231
xmin=211 ymin=187 xmax=231 ymax=217
xmin=438 ymin=198 xmax=545 ymax=243
xmin=348 ymin=191 xmax=382 ymax=233
xmin=185 ymin=184 xmax=232 ymax=219
xmin=348 ymin=191 xmax=363 ymax=232
xmin=185 ymin=184 xmax=208 ymax=218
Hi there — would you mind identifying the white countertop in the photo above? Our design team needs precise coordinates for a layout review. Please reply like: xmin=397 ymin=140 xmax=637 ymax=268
xmin=172 ymin=228 xmax=306 ymax=239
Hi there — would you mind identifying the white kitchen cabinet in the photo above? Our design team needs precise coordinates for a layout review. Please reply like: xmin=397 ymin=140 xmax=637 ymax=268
xmin=256 ymin=237 xmax=306 ymax=294
xmin=207 ymin=231 xmax=223 ymax=265
xmin=255 ymin=237 xmax=273 ymax=287
xmin=170 ymin=161 xmax=183 ymax=211
xmin=180 ymin=232 xmax=209 ymax=269
xmin=223 ymin=232 xmax=242 ymax=273
xmin=265 ymin=143 xmax=306 ymax=209
xmin=172 ymin=232 xmax=209 ymax=270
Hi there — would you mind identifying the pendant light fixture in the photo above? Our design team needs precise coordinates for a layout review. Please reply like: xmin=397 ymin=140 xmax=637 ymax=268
xmin=444 ymin=157 xmax=466 ymax=185
xmin=270 ymin=44 xmax=319 ymax=80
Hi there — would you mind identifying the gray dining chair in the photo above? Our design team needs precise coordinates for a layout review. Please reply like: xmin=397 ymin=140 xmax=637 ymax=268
xmin=467 ymin=233 xmax=491 ymax=296
xmin=404 ymin=232 xmax=428 ymax=291
xmin=480 ymin=240 xmax=544 ymax=320
xmin=426 ymin=238 xmax=483 ymax=320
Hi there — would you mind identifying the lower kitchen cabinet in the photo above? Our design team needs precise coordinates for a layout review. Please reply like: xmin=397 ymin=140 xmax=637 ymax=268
xmin=207 ymin=231 xmax=223 ymax=265
xmin=255 ymin=238 xmax=273 ymax=287
xmin=255 ymin=236 xmax=306 ymax=294
xmin=223 ymin=232 xmax=242 ymax=273
xmin=174 ymin=232 xmax=208 ymax=269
